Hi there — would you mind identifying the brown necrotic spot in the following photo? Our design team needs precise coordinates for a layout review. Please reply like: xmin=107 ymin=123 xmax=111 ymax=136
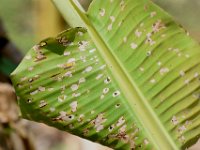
xmin=103 ymin=88 xmax=109 ymax=94
xmin=28 ymin=75 xmax=40 ymax=83
xmin=113 ymin=91 xmax=121 ymax=97
xmin=34 ymin=52 xmax=47 ymax=62
xmin=115 ymin=103 xmax=121 ymax=108
xmin=64 ymin=63 xmax=74 ymax=69
xmin=27 ymin=98 xmax=32 ymax=103
xmin=52 ymin=73 xmax=61 ymax=78
xmin=68 ymin=115 xmax=74 ymax=120
xmin=108 ymin=124 xmax=115 ymax=132
xmin=57 ymin=36 xmax=71 ymax=46
xmin=39 ymin=100 xmax=47 ymax=108
xmin=83 ymin=128 xmax=89 ymax=136
xmin=104 ymin=77 xmax=111 ymax=84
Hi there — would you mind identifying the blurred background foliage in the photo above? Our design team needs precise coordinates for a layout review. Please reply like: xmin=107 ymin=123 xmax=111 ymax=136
xmin=0 ymin=0 xmax=35 ymax=53
xmin=0 ymin=0 xmax=200 ymax=53
xmin=0 ymin=0 xmax=200 ymax=150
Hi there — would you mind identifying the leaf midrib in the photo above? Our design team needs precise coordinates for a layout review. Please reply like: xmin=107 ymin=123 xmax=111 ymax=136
xmin=53 ymin=0 xmax=179 ymax=149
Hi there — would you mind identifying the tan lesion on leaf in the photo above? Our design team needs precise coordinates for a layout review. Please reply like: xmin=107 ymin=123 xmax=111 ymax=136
xmin=56 ymin=36 xmax=71 ymax=46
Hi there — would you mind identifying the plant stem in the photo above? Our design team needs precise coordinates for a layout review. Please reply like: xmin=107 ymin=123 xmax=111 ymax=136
xmin=52 ymin=0 xmax=86 ymax=27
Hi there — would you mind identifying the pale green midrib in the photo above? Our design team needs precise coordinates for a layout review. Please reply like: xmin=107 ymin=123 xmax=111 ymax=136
xmin=53 ymin=0 xmax=179 ymax=149
xmin=51 ymin=0 xmax=85 ymax=27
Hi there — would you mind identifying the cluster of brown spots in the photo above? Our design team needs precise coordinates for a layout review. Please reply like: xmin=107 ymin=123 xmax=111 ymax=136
xmin=152 ymin=20 xmax=166 ymax=33
xmin=51 ymin=73 xmax=62 ymax=81
xmin=52 ymin=111 xmax=74 ymax=122
xmin=120 ymin=0 xmax=126 ymax=11
xmin=59 ymin=61 xmax=75 ymax=70
xmin=109 ymin=131 xmax=129 ymax=143
xmin=56 ymin=36 xmax=71 ymax=46
xmin=83 ymin=128 xmax=89 ymax=136
xmin=171 ymin=116 xmax=178 ymax=125
xmin=77 ymin=114 xmax=84 ymax=123
xmin=107 ymin=122 xmax=140 ymax=149
xmin=90 ymin=113 xmax=107 ymax=132
xmin=145 ymin=20 xmax=166 ymax=46
xmin=30 ymin=75 xmax=40 ymax=83
xmin=177 ymin=125 xmax=186 ymax=134
xmin=108 ymin=16 xmax=115 ymax=31
xmin=39 ymin=100 xmax=47 ymax=108
xmin=78 ymin=41 xmax=89 ymax=51
xmin=116 ymin=116 xmax=125 ymax=127
xmin=145 ymin=32 xmax=156 ymax=46
xmin=33 ymin=43 xmax=47 ymax=62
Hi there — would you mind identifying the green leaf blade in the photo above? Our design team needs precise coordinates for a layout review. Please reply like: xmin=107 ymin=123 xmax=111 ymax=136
xmin=88 ymin=0 xmax=200 ymax=149
xmin=11 ymin=28 xmax=155 ymax=150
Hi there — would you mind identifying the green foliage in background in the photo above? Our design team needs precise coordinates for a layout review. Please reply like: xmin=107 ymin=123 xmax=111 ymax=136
xmin=0 ymin=0 xmax=35 ymax=53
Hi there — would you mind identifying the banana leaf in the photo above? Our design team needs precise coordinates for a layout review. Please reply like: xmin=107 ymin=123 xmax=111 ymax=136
xmin=11 ymin=0 xmax=200 ymax=149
